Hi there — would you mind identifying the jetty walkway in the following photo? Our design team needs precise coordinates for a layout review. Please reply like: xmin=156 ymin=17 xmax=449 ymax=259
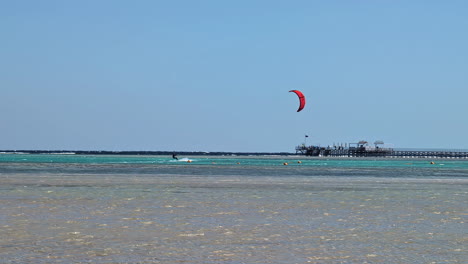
xmin=296 ymin=146 xmax=468 ymax=159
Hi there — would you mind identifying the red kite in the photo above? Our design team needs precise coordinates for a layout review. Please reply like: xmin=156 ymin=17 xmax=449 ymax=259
xmin=289 ymin=90 xmax=306 ymax=112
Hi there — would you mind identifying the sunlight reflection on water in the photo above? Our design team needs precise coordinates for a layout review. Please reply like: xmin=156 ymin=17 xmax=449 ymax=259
xmin=0 ymin=158 xmax=467 ymax=263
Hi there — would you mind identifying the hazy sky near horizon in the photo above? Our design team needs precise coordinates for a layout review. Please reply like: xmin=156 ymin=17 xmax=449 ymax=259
xmin=2 ymin=1 xmax=468 ymax=152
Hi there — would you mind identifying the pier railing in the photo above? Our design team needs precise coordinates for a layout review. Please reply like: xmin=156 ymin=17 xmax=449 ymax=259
xmin=388 ymin=150 xmax=468 ymax=158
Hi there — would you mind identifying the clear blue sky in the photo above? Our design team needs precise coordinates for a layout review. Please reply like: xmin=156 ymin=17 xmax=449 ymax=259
xmin=2 ymin=1 xmax=468 ymax=152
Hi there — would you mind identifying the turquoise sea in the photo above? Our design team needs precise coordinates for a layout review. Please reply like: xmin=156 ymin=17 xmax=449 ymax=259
xmin=1 ymin=154 xmax=467 ymax=263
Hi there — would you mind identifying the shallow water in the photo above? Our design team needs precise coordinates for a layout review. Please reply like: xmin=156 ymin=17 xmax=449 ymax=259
xmin=0 ymin=155 xmax=467 ymax=263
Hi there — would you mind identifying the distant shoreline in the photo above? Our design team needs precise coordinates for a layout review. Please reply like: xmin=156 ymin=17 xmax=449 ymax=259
xmin=0 ymin=150 xmax=296 ymax=156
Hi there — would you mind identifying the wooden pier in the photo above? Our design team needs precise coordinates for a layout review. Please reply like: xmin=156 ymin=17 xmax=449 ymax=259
xmin=296 ymin=142 xmax=468 ymax=159
xmin=387 ymin=150 xmax=468 ymax=159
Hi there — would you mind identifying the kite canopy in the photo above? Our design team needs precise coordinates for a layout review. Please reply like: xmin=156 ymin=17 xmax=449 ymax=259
xmin=289 ymin=90 xmax=306 ymax=112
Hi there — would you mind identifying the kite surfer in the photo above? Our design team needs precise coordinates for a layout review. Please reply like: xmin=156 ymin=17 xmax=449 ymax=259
xmin=172 ymin=152 xmax=178 ymax=160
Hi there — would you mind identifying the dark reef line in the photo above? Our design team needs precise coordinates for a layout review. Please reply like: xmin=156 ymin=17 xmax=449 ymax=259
xmin=0 ymin=150 xmax=295 ymax=156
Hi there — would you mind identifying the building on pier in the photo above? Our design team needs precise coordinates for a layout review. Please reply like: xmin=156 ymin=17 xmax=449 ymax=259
xmin=296 ymin=140 xmax=393 ymax=157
